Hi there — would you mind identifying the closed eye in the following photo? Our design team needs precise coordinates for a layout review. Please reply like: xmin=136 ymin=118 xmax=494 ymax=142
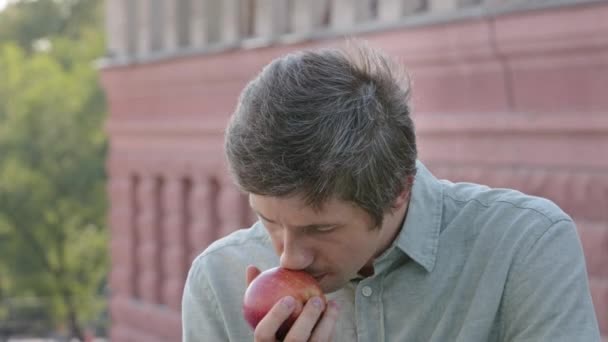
xmin=259 ymin=217 xmax=278 ymax=228
xmin=309 ymin=224 xmax=339 ymax=233
xmin=255 ymin=211 xmax=340 ymax=233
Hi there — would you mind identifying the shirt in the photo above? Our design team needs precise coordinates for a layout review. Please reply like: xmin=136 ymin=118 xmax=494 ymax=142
xmin=182 ymin=161 xmax=601 ymax=341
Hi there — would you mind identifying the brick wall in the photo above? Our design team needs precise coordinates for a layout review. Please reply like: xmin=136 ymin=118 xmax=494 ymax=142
xmin=102 ymin=2 xmax=608 ymax=340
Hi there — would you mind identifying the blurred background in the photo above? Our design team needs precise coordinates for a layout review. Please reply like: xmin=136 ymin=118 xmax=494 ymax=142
xmin=0 ymin=0 xmax=607 ymax=341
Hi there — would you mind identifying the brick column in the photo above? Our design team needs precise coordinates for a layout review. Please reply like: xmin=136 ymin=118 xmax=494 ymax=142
xmin=105 ymin=0 xmax=129 ymax=58
xmin=254 ymin=0 xmax=289 ymax=38
xmin=377 ymin=0 xmax=425 ymax=21
xmin=217 ymin=176 xmax=247 ymax=239
xmin=330 ymin=0 xmax=374 ymax=30
xmin=136 ymin=0 xmax=150 ymax=56
xmin=188 ymin=175 xmax=219 ymax=263
xmin=162 ymin=176 xmax=188 ymax=310
xmin=135 ymin=175 xmax=162 ymax=303
xmin=292 ymin=0 xmax=328 ymax=34
xmin=108 ymin=175 xmax=136 ymax=298
xmin=163 ymin=0 xmax=178 ymax=51
xmin=222 ymin=0 xmax=248 ymax=43
xmin=428 ymin=0 xmax=459 ymax=11
xmin=189 ymin=0 xmax=207 ymax=47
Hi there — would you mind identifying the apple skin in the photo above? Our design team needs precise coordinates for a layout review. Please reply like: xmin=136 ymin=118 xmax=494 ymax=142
xmin=242 ymin=267 xmax=326 ymax=340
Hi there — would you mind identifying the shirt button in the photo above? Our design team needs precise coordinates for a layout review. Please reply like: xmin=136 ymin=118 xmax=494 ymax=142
xmin=361 ymin=286 xmax=373 ymax=297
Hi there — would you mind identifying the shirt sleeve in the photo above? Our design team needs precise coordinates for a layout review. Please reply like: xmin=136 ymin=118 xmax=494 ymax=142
xmin=181 ymin=257 xmax=230 ymax=342
xmin=500 ymin=219 xmax=601 ymax=341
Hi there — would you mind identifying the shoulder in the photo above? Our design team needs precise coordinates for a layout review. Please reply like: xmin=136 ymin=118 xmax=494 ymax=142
xmin=440 ymin=180 xmax=575 ymax=255
xmin=183 ymin=223 xmax=273 ymax=341
xmin=442 ymin=180 xmax=571 ymax=225
xmin=199 ymin=220 xmax=272 ymax=260
xmin=187 ymin=221 xmax=278 ymax=291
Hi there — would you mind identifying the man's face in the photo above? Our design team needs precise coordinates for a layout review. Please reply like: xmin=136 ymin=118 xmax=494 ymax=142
xmin=250 ymin=194 xmax=388 ymax=293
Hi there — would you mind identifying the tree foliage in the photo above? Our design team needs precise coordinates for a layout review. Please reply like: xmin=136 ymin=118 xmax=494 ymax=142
xmin=0 ymin=0 xmax=107 ymax=338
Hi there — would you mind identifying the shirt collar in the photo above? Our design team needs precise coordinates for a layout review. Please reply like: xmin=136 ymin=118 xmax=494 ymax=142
xmin=393 ymin=160 xmax=443 ymax=273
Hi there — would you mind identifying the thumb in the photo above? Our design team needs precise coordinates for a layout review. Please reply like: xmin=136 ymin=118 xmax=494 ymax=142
xmin=246 ymin=265 xmax=261 ymax=286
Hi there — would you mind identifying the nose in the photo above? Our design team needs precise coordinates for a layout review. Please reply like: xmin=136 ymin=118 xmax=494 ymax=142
xmin=279 ymin=230 xmax=313 ymax=270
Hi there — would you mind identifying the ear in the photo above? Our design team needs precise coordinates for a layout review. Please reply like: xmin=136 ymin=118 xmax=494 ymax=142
xmin=392 ymin=176 xmax=414 ymax=208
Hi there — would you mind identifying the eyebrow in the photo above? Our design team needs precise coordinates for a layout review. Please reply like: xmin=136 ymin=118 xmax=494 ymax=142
xmin=253 ymin=210 xmax=337 ymax=230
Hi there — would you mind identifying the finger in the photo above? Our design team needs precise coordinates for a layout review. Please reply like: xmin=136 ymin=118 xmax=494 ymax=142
xmin=254 ymin=296 xmax=300 ymax=342
xmin=246 ymin=265 xmax=262 ymax=286
xmin=309 ymin=300 xmax=340 ymax=342
xmin=284 ymin=296 xmax=325 ymax=341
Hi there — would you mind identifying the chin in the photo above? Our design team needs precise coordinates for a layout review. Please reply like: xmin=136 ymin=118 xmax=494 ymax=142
xmin=321 ymin=277 xmax=348 ymax=294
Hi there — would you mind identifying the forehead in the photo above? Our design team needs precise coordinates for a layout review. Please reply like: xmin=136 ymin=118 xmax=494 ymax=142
xmin=249 ymin=194 xmax=362 ymax=223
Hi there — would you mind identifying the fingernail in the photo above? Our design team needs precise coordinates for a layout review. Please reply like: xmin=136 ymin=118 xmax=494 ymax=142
xmin=282 ymin=296 xmax=295 ymax=309
xmin=312 ymin=297 xmax=324 ymax=309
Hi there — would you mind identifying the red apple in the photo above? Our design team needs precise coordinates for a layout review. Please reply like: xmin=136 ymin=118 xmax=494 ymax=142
xmin=242 ymin=267 xmax=326 ymax=340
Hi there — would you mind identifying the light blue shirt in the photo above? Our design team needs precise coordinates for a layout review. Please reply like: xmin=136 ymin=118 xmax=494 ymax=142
xmin=182 ymin=162 xmax=600 ymax=341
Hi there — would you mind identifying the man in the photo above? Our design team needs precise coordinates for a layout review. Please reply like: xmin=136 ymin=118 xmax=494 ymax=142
xmin=182 ymin=43 xmax=600 ymax=341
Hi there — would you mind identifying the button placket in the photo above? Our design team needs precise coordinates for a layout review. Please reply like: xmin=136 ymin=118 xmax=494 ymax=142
xmin=355 ymin=280 xmax=382 ymax=342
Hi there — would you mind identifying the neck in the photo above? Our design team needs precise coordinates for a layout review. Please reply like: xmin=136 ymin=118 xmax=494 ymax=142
xmin=360 ymin=198 xmax=410 ymax=276
xmin=376 ymin=199 xmax=410 ymax=258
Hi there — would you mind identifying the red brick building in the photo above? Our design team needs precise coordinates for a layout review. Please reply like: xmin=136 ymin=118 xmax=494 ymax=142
xmin=101 ymin=0 xmax=608 ymax=340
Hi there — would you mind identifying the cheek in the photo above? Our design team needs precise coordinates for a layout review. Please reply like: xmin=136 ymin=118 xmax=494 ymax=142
xmin=272 ymin=239 xmax=284 ymax=255
xmin=332 ymin=232 xmax=375 ymax=260
xmin=266 ymin=228 xmax=284 ymax=253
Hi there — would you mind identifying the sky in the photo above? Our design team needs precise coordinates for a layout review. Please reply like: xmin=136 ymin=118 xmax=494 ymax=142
xmin=0 ymin=0 xmax=7 ymax=11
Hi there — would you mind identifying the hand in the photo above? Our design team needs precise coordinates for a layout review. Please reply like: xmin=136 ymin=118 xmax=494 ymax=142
xmin=246 ymin=265 xmax=340 ymax=342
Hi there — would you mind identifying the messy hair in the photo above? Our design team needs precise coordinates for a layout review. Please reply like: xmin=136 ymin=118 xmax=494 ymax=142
xmin=225 ymin=43 xmax=417 ymax=227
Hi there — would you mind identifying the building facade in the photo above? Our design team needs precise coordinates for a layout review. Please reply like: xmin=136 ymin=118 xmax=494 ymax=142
xmin=101 ymin=0 xmax=608 ymax=340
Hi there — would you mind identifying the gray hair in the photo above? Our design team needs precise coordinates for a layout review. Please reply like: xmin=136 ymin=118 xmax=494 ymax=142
xmin=225 ymin=43 xmax=417 ymax=227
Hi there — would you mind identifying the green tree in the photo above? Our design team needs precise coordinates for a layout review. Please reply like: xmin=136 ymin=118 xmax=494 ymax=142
xmin=0 ymin=0 xmax=64 ymax=52
xmin=0 ymin=0 xmax=103 ymax=52
xmin=0 ymin=0 xmax=107 ymax=339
